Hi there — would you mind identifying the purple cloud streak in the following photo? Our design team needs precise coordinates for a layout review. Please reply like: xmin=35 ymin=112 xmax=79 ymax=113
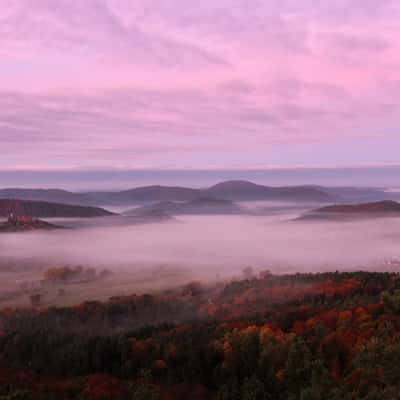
xmin=0 ymin=0 xmax=399 ymax=170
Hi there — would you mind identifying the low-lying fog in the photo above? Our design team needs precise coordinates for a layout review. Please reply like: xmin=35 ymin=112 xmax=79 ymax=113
xmin=2 ymin=211 xmax=400 ymax=275
xmin=1 ymin=202 xmax=400 ymax=307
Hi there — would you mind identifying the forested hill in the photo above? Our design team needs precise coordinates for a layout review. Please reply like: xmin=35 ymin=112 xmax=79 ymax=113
xmin=1 ymin=271 xmax=400 ymax=399
xmin=0 ymin=199 xmax=114 ymax=218
xmin=317 ymin=200 xmax=400 ymax=213
xmin=0 ymin=216 xmax=62 ymax=232
xmin=297 ymin=200 xmax=400 ymax=221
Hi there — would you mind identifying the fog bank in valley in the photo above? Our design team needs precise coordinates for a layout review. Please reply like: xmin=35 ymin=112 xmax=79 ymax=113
xmin=1 ymin=213 xmax=400 ymax=280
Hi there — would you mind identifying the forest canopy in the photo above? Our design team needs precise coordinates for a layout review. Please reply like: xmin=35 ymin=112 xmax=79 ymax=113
xmin=1 ymin=271 xmax=400 ymax=399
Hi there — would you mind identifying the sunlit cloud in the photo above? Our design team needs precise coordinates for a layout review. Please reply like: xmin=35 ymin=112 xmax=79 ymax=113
xmin=1 ymin=0 xmax=400 ymax=170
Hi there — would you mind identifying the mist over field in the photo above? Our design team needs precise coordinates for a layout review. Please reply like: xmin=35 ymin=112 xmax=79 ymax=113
xmin=1 ymin=210 xmax=400 ymax=278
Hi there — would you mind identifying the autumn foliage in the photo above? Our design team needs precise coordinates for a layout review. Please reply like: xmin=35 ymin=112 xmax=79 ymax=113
xmin=1 ymin=271 xmax=400 ymax=399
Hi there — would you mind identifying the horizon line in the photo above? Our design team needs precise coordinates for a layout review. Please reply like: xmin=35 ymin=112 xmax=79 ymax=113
xmin=2 ymin=163 xmax=400 ymax=173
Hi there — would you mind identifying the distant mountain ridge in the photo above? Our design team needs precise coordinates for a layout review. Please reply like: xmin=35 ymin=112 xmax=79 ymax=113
xmin=0 ymin=188 xmax=93 ymax=206
xmin=205 ymin=180 xmax=332 ymax=202
xmin=125 ymin=197 xmax=243 ymax=216
xmin=0 ymin=199 xmax=114 ymax=218
xmin=0 ymin=180 xmax=396 ymax=207
xmin=85 ymin=185 xmax=198 ymax=205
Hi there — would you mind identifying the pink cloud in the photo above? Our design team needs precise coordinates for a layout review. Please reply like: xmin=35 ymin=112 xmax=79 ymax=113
xmin=0 ymin=0 xmax=400 ymax=169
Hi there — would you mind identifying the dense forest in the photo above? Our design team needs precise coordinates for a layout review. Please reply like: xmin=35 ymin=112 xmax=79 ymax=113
xmin=1 ymin=271 xmax=400 ymax=399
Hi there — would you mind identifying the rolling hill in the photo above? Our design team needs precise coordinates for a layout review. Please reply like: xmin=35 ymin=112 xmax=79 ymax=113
xmin=86 ymin=185 xmax=199 ymax=205
xmin=0 ymin=199 xmax=114 ymax=218
xmin=125 ymin=197 xmax=243 ymax=216
xmin=316 ymin=200 xmax=400 ymax=213
xmin=2 ymin=181 xmax=397 ymax=207
xmin=84 ymin=180 xmax=337 ymax=205
xmin=0 ymin=216 xmax=63 ymax=232
xmin=0 ymin=188 xmax=93 ymax=206
xmin=204 ymin=180 xmax=333 ymax=201
xmin=297 ymin=200 xmax=400 ymax=221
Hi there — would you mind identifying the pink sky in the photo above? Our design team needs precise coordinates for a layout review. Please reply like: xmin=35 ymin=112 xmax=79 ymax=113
xmin=1 ymin=0 xmax=400 ymax=171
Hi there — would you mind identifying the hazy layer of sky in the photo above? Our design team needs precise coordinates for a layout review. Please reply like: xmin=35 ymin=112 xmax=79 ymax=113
xmin=1 ymin=167 xmax=400 ymax=191
xmin=1 ymin=0 xmax=400 ymax=171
